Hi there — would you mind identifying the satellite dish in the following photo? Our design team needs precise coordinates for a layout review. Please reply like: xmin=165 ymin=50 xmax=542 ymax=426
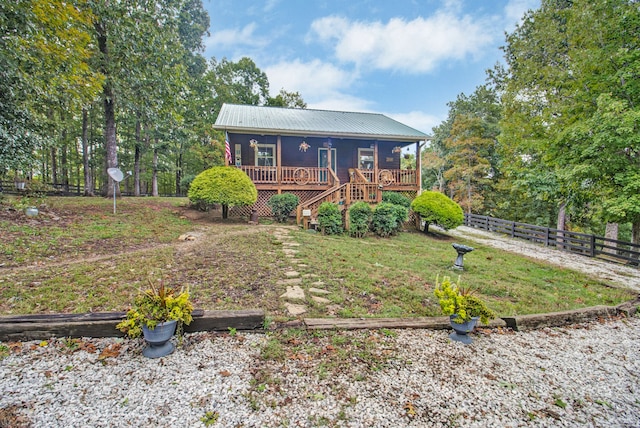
xmin=107 ymin=167 xmax=124 ymax=182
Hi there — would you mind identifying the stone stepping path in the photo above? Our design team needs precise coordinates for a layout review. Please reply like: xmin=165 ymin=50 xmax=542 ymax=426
xmin=273 ymin=228 xmax=337 ymax=316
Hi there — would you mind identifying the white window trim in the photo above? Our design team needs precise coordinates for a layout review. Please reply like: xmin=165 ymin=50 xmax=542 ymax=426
xmin=255 ymin=143 xmax=276 ymax=167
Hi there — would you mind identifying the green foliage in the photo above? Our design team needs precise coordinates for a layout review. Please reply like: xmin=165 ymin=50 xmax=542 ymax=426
xmin=0 ymin=343 xmax=9 ymax=360
xmin=411 ymin=191 xmax=464 ymax=232
xmin=267 ymin=193 xmax=299 ymax=223
xmin=370 ymin=202 xmax=398 ymax=237
xmin=348 ymin=201 xmax=372 ymax=238
xmin=391 ymin=204 xmax=409 ymax=230
xmin=382 ymin=191 xmax=411 ymax=207
xmin=434 ymin=276 xmax=495 ymax=324
xmin=116 ymin=279 xmax=193 ymax=339
xmin=317 ymin=202 xmax=343 ymax=235
xmin=201 ymin=411 xmax=220 ymax=426
xmin=179 ymin=174 xmax=197 ymax=193
xmin=188 ymin=166 xmax=257 ymax=217
xmin=266 ymin=88 xmax=307 ymax=108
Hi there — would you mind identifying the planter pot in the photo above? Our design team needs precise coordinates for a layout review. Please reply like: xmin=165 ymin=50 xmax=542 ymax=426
xmin=449 ymin=315 xmax=479 ymax=345
xmin=142 ymin=320 xmax=177 ymax=358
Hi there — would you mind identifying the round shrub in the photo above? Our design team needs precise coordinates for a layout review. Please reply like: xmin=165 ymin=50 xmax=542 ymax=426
xmin=348 ymin=201 xmax=372 ymax=238
xmin=188 ymin=166 xmax=257 ymax=218
xmin=391 ymin=204 xmax=409 ymax=231
xmin=371 ymin=202 xmax=398 ymax=237
xmin=317 ymin=202 xmax=343 ymax=235
xmin=267 ymin=193 xmax=299 ymax=223
xmin=382 ymin=191 xmax=411 ymax=207
xmin=410 ymin=191 xmax=463 ymax=233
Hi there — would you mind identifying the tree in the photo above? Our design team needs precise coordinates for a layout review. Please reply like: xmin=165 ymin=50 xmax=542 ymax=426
xmin=0 ymin=0 xmax=101 ymax=174
xmin=410 ymin=191 xmax=464 ymax=233
xmin=444 ymin=114 xmax=494 ymax=214
xmin=266 ymin=89 xmax=307 ymax=108
xmin=424 ymin=85 xmax=501 ymax=208
xmin=187 ymin=166 xmax=257 ymax=219
xmin=209 ymin=57 xmax=270 ymax=115
xmin=493 ymin=0 xmax=640 ymax=242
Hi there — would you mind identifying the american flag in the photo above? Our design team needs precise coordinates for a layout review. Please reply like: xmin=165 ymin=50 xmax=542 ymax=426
xmin=225 ymin=131 xmax=232 ymax=165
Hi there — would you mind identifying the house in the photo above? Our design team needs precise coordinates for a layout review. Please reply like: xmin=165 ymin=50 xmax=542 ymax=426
xmin=213 ymin=103 xmax=429 ymax=226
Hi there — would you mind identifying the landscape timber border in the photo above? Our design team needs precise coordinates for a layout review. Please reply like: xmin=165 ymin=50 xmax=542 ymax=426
xmin=0 ymin=299 xmax=638 ymax=342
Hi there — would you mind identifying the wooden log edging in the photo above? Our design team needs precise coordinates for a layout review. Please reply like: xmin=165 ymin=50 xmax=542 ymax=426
xmin=305 ymin=299 xmax=640 ymax=332
xmin=0 ymin=309 xmax=264 ymax=342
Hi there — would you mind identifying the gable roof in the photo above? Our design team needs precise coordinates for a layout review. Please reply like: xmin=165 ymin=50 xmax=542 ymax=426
xmin=214 ymin=104 xmax=429 ymax=142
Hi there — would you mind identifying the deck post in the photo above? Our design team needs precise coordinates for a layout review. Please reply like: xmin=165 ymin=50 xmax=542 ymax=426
xmin=277 ymin=135 xmax=282 ymax=193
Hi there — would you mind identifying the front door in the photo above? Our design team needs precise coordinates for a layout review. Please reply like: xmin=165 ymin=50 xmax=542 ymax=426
xmin=318 ymin=148 xmax=336 ymax=183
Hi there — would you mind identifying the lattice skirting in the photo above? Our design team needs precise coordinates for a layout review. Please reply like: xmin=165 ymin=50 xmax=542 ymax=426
xmin=229 ymin=190 xmax=327 ymax=218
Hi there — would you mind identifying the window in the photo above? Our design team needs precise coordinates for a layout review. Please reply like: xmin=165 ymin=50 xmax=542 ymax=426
xmin=255 ymin=144 xmax=276 ymax=166
xmin=358 ymin=148 xmax=374 ymax=170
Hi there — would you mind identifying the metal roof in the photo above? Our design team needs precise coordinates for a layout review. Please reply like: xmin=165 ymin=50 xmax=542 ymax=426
xmin=214 ymin=104 xmax=429 ymax=141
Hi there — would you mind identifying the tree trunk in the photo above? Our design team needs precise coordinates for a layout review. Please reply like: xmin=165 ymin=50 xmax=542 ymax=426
xmin=82 ymin=108 xmax=94 ymax=196
xmin=134 ymin=119 xmax=141 ymax=196
xmin=51 ymin=147 xmax=58 ymax=186
xmin=604 ymin=222 xmax=619 ymax=254
xmin=103 ymin=88 xmax=118 ymax=198
xmin=222 ymin=204 xmax=229 ymax=219
xmin=95 ymin=18 xmax=118 ymax=198
xmin=556 ymin=201 xmax=567 ymax=249
xmin=633 ymin=221 xmax=640 ymax=246
xmin=152 ymin=143 xmax=159 ymax=197
xmin=175 ymin=151 xmax=183 ymax=195
xmin=61 ymin=141 xmax=69 ymax=192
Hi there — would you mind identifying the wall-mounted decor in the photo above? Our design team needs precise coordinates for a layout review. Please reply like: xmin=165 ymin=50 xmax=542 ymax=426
xmin=299 ymin=141 xmax=310 ymax=152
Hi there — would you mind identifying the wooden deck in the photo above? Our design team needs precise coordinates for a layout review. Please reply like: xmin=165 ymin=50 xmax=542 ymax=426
xmin=240 ymin=166 xmax=419 ymax=192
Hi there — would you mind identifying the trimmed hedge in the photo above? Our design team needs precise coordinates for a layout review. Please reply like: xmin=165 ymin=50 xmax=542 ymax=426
xmin=188 ymin=166 xmax=257 ymax=218
xmin=317 ymin=202 xmax=343 ymax=235
xmin=371 ymin=202 xmax=398 ymax=237
xmin=348 ymin=201 xmax=372 ymax=238
xmin=382 ymin=191 xmax=411 ymax=208
xmin=410 ymin=191 xmax=463 ymax=232
xmin=267 ymin=193 xmax=299 ymax=223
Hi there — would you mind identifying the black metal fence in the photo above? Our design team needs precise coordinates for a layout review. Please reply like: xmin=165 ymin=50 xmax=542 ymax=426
xmin=1 ymin=180 xmax=186 ymax=197
xmin=464 ymin=214 xmax=640 ymax=267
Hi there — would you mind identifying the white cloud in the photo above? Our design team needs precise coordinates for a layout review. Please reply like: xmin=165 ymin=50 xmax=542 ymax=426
xmin=385 ymin=111 xmax=441 ymax=136
xmin=504 ymin=0 xmax=540 ymax=30
xmin=309 ymin=11 xmax=495 ymax=74
xmin=204 ymin=23 xmax=266 ymax=51
xmin=265 ymin=59 xmax=359 ymax=100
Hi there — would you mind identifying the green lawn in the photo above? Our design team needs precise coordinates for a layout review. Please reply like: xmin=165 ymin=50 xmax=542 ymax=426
xmin=0 ymin=196 xmax=634 ymax=320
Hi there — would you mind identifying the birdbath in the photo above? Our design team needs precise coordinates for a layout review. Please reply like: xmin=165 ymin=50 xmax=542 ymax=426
xmin=452 ymin=243 xmax=474 ymax=270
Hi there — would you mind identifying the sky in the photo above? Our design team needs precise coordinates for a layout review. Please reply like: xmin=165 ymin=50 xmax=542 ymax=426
xmin=202 ymin=0 xmax=540 ymax=136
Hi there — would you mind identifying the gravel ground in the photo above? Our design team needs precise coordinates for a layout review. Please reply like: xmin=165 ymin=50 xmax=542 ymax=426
xmin=1 ymin=317 xmax=639 ymax=427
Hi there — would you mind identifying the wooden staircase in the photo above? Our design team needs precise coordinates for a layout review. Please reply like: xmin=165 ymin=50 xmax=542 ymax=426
xmin=296 ymin=182 xmax=383 ymax=229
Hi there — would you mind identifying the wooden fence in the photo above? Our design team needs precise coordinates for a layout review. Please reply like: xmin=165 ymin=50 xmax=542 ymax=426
xmin=464 ymin=214 xmax=640 ymax=267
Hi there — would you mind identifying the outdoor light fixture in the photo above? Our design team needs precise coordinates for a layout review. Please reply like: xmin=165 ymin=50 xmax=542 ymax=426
xmin=299 ymin=141 xmax=310 ymax=152
xmin=249 ymin=139 xmax=258 ymax=151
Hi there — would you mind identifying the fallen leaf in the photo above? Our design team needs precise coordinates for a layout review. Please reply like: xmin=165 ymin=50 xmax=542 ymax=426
xmin=219 ymin=370 xmax=231 ymax=377
xmin=98 ymin=343 xmax=122 ymax=360
xmin=404 ymin=401 xmax=416 ymax=418
xmin=80 ymin=342 xmax=97 ymax=354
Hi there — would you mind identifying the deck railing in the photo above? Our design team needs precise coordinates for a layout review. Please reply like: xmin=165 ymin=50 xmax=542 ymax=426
xmin=239 ymin=166 xmax=417 ymax=187
xmin=240 ymin=166 xmax=330 ymax=185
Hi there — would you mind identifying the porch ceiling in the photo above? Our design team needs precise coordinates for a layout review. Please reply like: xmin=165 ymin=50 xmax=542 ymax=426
xmin=214 ymin=103 xmax=430 ymax=142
